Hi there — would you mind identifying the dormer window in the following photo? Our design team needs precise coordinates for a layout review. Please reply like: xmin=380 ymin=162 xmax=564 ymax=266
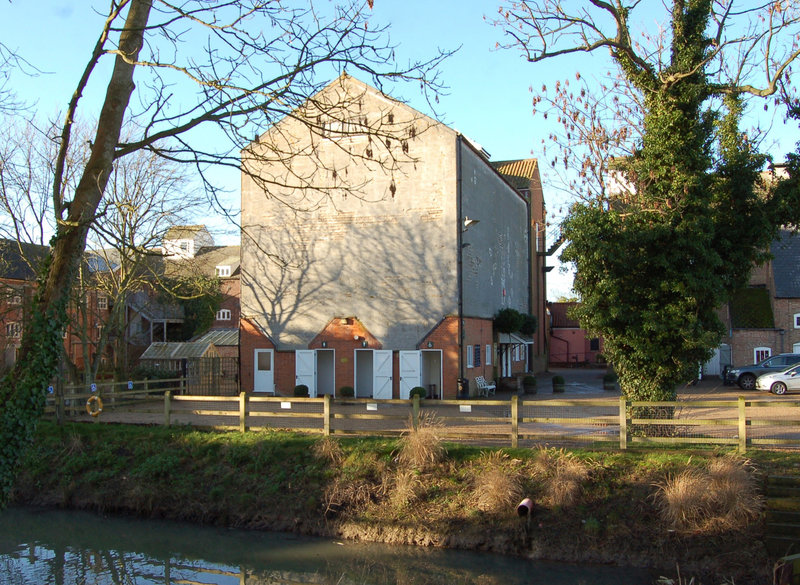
xmin=215 ymin=265 xmax=231 ymax=277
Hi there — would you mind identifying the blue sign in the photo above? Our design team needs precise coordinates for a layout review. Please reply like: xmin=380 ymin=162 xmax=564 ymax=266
xmin=128 ymin=380 xmax=133 ymax=390
xmin=90 ymin=383 xmax=97 ymax=392
xmin=47 ymin=386 xmax=53 ymax=394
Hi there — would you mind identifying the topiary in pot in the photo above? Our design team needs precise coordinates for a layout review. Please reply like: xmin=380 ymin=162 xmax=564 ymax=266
xmin=293 ymin=384 xmax=309 ymax=397
xmin=523 ymin=375 xmax=537 ymax=394
xmin=552 ymin=375 xmax=565 ymax=393
xmin=409 ymin=386 xmax=427 ymax=400
xmin=603 ymin=372 xmax=618 ymax=391
xmin=339 ymin=385 xmax=354 ymax=397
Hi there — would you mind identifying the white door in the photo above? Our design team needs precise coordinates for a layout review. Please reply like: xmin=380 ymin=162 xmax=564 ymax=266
xmin=253 ymin=349 xmax=274 ymax=393
xmin=399 ymin=351 xmax=421 ymax=399
xmin=373 ymin=350 xmax=393 ymax=400
xmin=295 ymin=350 xmax=317 ymax=397
xmin=703 ymin=347 xmax=721 ymax=378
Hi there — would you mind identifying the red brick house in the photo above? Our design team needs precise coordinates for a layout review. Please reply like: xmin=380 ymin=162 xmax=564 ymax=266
xmin=711 ymin=230 xmax=800 ymax=376
xmin=547 ymin=301 xmax=605 ymax=367
xmin=239 ymin=75 xmax=551 ymax=399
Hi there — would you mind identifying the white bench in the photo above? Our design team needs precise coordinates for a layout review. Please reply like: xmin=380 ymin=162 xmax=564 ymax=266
xmin=475 ymin=376 xmax=496 ymax=397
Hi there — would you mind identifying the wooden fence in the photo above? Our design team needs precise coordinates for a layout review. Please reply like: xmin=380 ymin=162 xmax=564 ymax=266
xmin=45 ymin=385 xmax=800 ymax=452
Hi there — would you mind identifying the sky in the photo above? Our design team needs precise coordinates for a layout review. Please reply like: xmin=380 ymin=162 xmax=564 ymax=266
xmin=2 ymin=1 xmax=798 ymax=299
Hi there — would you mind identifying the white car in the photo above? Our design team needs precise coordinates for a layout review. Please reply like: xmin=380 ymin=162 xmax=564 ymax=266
xmin=755 ymin=364 xmax=800 ymax=395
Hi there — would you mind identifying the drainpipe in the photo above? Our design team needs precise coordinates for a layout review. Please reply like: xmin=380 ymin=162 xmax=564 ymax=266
xmin=456 ymin=134 xmax=464 ymax=382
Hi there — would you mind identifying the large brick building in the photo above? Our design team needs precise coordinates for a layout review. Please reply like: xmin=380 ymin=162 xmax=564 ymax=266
xmin=239 ymin=75 xmax=550 ymax=399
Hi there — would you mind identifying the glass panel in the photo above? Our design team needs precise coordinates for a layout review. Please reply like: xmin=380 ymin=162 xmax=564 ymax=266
xmin=257 ymin=351 xmax=272 ymax=371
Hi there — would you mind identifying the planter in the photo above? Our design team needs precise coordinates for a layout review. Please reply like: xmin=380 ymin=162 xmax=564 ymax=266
xmin=552 ymin=375 xmax=565 ymax=393
xmin=522 ymin=376 xmax=537 ymax=395
xmin=602 ymin=373 xmax=618 ymax=392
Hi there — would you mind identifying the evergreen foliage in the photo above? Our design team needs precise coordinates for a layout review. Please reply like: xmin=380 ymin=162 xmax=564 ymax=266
xmin=560 ymin=4 xmax=800 ymax=401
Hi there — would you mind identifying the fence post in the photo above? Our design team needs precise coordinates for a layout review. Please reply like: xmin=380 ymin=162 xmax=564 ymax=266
xmin=511 ymin=395 xmax=519 ymax=448
xmin=324 ymin=394 xmax=331 ymax=436
xmin=738 ymin=396 xmax=747 ymax=454
xmin=619 ymin=397 xmax=628 ymax=450
xmin=412 ymin=395 xmax=420 ymax=430
xmin=164 ymin=391 xmax=172 ymax=427
xmin=239 ymin=392 xmax=248 ymax=433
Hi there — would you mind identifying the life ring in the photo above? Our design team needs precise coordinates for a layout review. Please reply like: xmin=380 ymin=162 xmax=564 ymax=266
xmin=86 ymin=395 xmax=103 ymax=417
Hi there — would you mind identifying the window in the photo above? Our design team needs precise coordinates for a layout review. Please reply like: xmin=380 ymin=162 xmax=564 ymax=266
xmin=179 ymin=241 xmax=190 ymax=252
xmin=795 ymin=313 xmax=800 ymax=329
xmin=473 ymin=344 xmax=481 ymax=368
xmin=215 ymin=265 xmax=231 ymax=277
xmin=466 ymin=345 xmax=474 ymax=368
xmin=216 ymin=309 xmax=231 ymax=321
xmin=98 ymin=296 xmax=108 ymax=310
xmin=6 ymin=322 xmax=21 ymax=338
xmin=755 ymin=347 xmax=772 ymax=363
xmin=485 ymin=344 xmax=492 ymax=366
xmin=590 ymin=338 xmax=600 ymax=351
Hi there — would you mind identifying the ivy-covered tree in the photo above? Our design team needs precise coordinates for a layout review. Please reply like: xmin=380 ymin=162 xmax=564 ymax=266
xmin=499 ymin=0 xmax=800 ymax=400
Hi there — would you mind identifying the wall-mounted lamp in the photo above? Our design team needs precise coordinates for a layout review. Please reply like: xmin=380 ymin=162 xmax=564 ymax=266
xmin=361 ymin=340 xmax=368 ymax=348
xmin=353 ymin=334 xmax=360 ymax=340
xmin=321 ymin=341 xmax=327 ymax=348
xmin=427 ymin=341 xmax=434 ymax=348
xmin=463 ymin=217 xmax=480 ymax=231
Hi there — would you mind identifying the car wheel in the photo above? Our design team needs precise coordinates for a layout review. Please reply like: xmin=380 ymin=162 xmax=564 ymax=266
xmin=772 ymin=382 xmax=788 ymax=395
xmin=738 ymin=374 xmax=757 ymax=390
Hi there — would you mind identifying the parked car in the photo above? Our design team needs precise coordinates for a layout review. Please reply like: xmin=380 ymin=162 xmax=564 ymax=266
xmin=755 ymin=364 xmax=800 ymax=395
xmin=725 ymin=353 xmax=800 ymax=390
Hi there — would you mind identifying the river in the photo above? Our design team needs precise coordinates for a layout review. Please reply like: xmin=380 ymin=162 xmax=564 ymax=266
xmin=0 ymin=507 xmax=658 ymax=584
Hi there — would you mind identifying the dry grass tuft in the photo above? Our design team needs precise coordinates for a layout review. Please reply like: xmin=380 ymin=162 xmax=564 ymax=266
xmin=62 ymin=433 xmax=84 ymax=457
xmin=532 ymin=447 xmax=589 ymax=508
xmin=654 ymin=455 xmax=762 ymax=531
xmin=390 ymin=468 xmax=423 ymax=509
xmin=396 ymin=412 xmax=446 ymax=469
xmin=471 ymin=451 xmax=524 ymax=514
xmin=313 ymin=436 xmax=344 ymax=465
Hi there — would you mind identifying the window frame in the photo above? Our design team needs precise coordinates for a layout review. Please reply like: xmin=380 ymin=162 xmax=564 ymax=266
xmin=466 ymin=345 xmax=474 ymax=368
xmin=754 ymin=347 xmax=772 ymax=363
xmin=216 ymin=309 xmax=232 ymax=321
xmin=485 ymin=344 xmax=492 ymax=366
xmin=215 ymin=265 xmax=231 ymax=277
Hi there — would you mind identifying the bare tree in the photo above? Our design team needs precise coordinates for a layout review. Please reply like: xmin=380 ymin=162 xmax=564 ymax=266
xmin=0 ymin=0 xmax=449 ymax=504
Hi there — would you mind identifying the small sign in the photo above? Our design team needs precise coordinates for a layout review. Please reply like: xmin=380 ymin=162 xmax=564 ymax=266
xmin=127 ymin=381 xmax=133 ymax=390
xmin=459 ymin=405 xmax=472 ymax=413
xmin=47 ymin=386 xmax=54 ymax=394
xmin=366 ymin=403 xmax=378 ymax=411
xmin=90 ymin=383 xmax=97 ymax=392
xmin=280 ymin=401 xmax=292 ymax=410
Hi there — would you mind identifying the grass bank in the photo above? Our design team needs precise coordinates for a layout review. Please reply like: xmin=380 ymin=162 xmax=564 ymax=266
xmin=11 ymin=421 xmax=799 ymax=584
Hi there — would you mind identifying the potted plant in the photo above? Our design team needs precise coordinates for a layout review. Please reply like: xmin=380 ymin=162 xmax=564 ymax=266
xmin=552 ymin=375 xmax=565 ymax=393
xmin=293 ymin=384 xmax=309 ymax=397
xmin=603 ymin=372 xmax=618 ymax=391
xmin=522 ymin=375 xmax=537 ymax=394
xmin=410 ymin=386 xmax=427 ymax=400
xmin=339 ymin=386 xmax=354 ymax=398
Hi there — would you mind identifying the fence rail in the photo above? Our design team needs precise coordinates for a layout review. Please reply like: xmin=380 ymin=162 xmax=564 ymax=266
xmin=44 ymin=387 xmax=800 ymax=452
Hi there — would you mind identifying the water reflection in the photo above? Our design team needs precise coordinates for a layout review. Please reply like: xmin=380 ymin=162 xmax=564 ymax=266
xmin=0 ymin=508 xmax=656 ymax=584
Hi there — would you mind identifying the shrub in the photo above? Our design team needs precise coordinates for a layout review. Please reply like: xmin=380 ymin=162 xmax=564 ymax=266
xmin=494 ymin=308 xmax=525 ymax=333
xmin=603 ymin=372 xmax=618 ymax=383
xmin=653 ymin=455 xmax=762 ymax=531
xmin=397 ymin=412 xmax=446 ymax=469
xmin=523 ymin=375 xmax=537 ymax=386
xmin=520 ymin=313 xmax=538 ymax=335
xmin=293 ymin=384 xmax=309 ymax=397
xmin=471 ymin=451 xmax=524 ymax=514
xmin=532 ymin=447 xmax=589 ymax=507
xmin=409 ymin=386 xmax=427 ymax=400
xmin=552 ymin=375 xmax=565 ymax=384
xmin=339 ymin=386 xmax=354 ymax=397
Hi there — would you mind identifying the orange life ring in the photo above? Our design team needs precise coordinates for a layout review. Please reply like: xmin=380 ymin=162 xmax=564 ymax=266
xmin=86 ymin=395 xmax=103 ymax=417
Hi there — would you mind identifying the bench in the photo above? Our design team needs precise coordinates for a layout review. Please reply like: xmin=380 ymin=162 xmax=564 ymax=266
xmin=474 ymin=376 xmax=496 ymax=397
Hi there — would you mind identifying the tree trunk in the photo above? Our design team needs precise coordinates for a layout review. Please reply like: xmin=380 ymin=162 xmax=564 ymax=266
xmin=0 ymin=0 xmax=153 ymax=505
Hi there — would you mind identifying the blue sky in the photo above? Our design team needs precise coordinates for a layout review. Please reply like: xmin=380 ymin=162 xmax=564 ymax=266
xmin=2 ymin=1 xmax=798 ymax=298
